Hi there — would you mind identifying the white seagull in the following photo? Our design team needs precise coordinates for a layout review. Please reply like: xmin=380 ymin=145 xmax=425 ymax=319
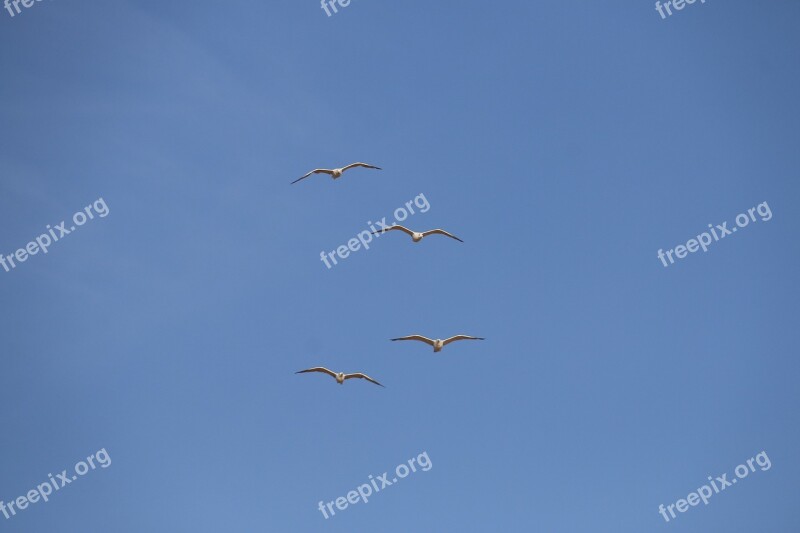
xmin=372 ymin=225 xmax=464 ymax=243
xmin=390 ymin=335 xmax=484 ymax=353
xmin=295 ymin=367 xmax=384 ymax=387
xmin=291 ymin=162 xmax=382 ymax=184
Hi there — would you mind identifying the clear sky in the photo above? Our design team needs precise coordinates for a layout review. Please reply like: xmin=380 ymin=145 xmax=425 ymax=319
xmin=1 ymin=1 xmax=798 ymax=531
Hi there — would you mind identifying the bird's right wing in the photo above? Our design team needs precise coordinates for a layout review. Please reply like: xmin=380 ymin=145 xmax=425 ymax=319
xmin=390 ymin=335 xmax=436 ymax=346
xmin=295 ymin=367 xmax=337 ymax=378
xmin=291 ymin=169 xmax=333 ymax=184
xmin=372 ymin=224 xmax=413 ymax=236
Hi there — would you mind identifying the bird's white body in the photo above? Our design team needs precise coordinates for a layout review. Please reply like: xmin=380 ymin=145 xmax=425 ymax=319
xmin=371 ymin=225 xmax=464 ymax=244
xmin=391 ymin=334 xmax=484 ymax=352
xmin=291 ymin=162 xmax=381 ymax=184
xmin=295 ymin=367 xmax=384 ymax=387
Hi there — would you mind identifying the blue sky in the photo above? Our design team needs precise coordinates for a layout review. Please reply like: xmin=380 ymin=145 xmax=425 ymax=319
xmin=1 ymin=0 xmax=798 ymax=531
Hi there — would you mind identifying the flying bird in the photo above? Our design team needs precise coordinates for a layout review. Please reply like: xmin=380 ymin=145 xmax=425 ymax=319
xmin=291 ymin=162 xmax=382 ymax=184
xmin=372 ymin=225 xmax=463 ymax=243
xmin=295 ymin=367 xmax=384 ymax=387
xmin=390 ymin=335 xmax=484 ymax=353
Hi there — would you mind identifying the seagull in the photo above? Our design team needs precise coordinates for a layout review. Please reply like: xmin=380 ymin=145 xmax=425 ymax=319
xmin=390 ymin=335 xmax=484 ymax=353
xmin=295 ymin=367 xmax=385 ymax=387
xmin=291 ymin=162 xmax=382 ymax=184
xmin=372 ymin=225 xmax=463 ymax=243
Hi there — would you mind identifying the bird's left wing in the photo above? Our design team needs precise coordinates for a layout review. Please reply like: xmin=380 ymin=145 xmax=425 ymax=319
xmin=442 ymin=335 xmax=485 ymax=346
xmin=422 ymin=229 xmax=464 ymax=242
xmin=344 ymin=373 xmax=385 ymax=387
xmin=342 ymin=162 xmax=382 ymax=172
